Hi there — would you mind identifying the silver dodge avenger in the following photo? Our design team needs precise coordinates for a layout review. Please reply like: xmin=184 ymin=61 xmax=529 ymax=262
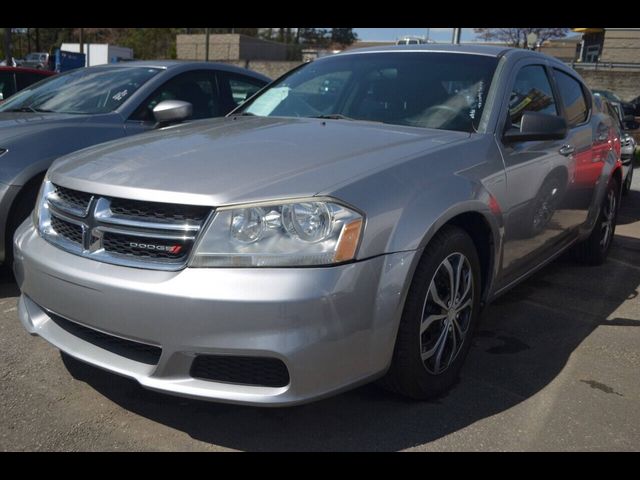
xmin=14 ymin=45 xmax=623 ymax=406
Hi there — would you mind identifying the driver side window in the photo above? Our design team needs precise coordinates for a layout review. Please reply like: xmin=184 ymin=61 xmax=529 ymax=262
xmin=508 ymin=65 xmax=558 ymax=129
xmin=130 ymin=70 xmax=220 ymax=122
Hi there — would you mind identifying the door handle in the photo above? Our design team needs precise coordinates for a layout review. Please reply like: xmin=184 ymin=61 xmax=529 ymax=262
xmin=559 ymin=144 xmax=575 ymax=156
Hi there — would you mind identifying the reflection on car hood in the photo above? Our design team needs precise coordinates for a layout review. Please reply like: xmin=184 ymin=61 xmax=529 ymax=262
xmin=50 ymin=116 xmax=470 ymax=206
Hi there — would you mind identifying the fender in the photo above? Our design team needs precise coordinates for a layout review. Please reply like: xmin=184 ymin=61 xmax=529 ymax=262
xmin=578 ymin=147 xmax=623 ymax=240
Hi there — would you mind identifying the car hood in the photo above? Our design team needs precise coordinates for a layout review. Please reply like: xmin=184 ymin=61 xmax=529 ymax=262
xmin=50 ymin=116 xmax=471 ymax=206
xmin=0 ymin=111 xmax=99 ymax=143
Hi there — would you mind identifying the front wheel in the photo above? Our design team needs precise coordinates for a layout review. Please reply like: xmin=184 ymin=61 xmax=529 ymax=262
xmin=574 ymin=177 xmax=619 ymax=265
xmin=379 ymin=225 xmax=482 ymax=400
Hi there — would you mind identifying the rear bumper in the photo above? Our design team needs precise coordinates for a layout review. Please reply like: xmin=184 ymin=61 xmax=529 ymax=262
xmin=14 ymin=218 xmax=416 ymax=406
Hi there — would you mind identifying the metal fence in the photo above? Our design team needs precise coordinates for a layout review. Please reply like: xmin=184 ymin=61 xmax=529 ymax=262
xmin=568 ymin=61 xmax=640 ymax=71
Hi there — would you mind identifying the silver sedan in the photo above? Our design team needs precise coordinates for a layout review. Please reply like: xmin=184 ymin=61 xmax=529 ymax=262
xmin=14 ymin=45 xmax=623 ymax=406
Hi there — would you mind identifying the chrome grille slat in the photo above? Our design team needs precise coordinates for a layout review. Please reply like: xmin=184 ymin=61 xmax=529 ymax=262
xmin=48 ymin=185 xmax=93 ymax=217
xmin=40 ymin=182 xmax=213 ymax=271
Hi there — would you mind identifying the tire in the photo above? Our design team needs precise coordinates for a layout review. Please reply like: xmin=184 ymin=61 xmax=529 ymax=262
xmin=622 ymin=166 xmax=633 ymax=196
xmin=574 ymin=177 xmax=620 ymax=265
xmin=4 ymin=179 xmax=42 ymax=268
xmin=379 ymin=225 xmax=482 ymax=400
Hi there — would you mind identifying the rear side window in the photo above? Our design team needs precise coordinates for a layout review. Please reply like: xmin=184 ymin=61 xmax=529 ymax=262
xmin=553 ymin=69 xmax=589 ymax=127
xmin=0 ymin=71 xmax=16 ymax=100
xmin=508 ymin=65 xmax=557 ymax=128
xmin=15 ymin=72 xmax=47 ymax=91
xmin=216 ymin=72 xmax=267 ymax=113
xmin=131 ymin=70 xmax=221 ymax=122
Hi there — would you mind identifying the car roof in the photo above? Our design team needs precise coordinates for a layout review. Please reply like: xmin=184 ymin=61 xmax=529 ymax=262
xmin=334 ymin=44 xmax=573 ymax=75
xmin=337 ymin=43 xmax=569 ymax=65
xmin=0 ymin=66 xmax=56 ymax=75
xmin=86 ymin=60 xmax=271 ymax=81
xmin=338 ymin=43 xmax=512 ymax=57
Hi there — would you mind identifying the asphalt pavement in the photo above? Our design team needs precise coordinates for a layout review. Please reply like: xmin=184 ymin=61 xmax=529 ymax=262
xmin=1 ymin=166 xmax=638 ymax=451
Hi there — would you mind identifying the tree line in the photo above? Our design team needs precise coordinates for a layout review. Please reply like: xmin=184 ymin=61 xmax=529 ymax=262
xmin=1 ymin=28 xmax=358 ymax=62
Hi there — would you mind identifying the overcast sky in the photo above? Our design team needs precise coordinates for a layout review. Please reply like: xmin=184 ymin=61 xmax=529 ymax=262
xmin=353 ymin=28 xmax=478 ymax=43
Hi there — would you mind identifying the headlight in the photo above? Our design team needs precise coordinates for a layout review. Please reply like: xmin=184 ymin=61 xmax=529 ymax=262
xmin=190 ymin=198 xmax=364 ymax=267
xmin=33 ymin=177 xmax=51 ymax=228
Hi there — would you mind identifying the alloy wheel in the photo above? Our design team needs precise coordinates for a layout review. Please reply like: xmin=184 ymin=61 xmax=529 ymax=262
xmin=600 ymin=188 xmax=616 ymax=249
xmin=420 ymin=252 xmax=474 ymax=375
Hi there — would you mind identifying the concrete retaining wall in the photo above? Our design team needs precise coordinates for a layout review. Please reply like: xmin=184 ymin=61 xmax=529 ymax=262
xmin=574 ymin=68 xmax=640 ymax=102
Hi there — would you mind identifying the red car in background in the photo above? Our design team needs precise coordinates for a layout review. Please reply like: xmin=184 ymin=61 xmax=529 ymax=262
xmin=0 ymin=66 xmax=56 ymax=102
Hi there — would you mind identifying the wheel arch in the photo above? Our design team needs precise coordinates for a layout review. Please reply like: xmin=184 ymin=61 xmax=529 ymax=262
xmin=1 ymin=171 xmax=46 ymax=264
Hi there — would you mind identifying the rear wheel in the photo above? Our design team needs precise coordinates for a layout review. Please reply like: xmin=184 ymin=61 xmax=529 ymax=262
xmin=574 ymin=177 xmax=619 ymax=265
xmin=622 ymin=166 xmax=633 ymax=196
xmin=379 ymin=225 xmax=482 ymax=400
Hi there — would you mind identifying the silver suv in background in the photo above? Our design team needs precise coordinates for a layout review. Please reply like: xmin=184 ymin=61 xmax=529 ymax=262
xmin=15 ymin=45 xmax=623 ymax=406
xmin=0 ymin=61 xmax=269 ymax=266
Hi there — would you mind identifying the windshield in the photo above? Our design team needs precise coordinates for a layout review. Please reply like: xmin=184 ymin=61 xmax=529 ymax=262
xmin=240 ymin=52 xmax=499 ymax=132
xmin=0 ymin=66 xmax=161 ymax=114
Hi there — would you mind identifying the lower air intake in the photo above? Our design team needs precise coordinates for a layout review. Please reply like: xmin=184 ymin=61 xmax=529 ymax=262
xmin=190 ymin=355 xmax=290 ymax=388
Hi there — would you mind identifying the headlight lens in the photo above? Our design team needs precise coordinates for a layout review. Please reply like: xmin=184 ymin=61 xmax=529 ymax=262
xmin=33 ymin=177 xmax=51 ymax=228
xmin=190 ymin=199 xmax=363 ymax=267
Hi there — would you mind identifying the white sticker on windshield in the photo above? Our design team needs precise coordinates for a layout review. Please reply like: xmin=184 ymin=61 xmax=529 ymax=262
xmin=112 ymin=89 xmax=129 ymax=101
xmin=246 ymin=87 xmax=290 ymax=116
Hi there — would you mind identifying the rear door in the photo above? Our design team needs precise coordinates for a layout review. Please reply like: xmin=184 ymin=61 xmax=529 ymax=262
xmin=551 ymin=68 xmax=601 ymax=222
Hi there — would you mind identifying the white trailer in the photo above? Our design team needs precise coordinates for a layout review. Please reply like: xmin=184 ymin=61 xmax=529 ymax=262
xmin=60 ymin=43 xmax=134 ymax=67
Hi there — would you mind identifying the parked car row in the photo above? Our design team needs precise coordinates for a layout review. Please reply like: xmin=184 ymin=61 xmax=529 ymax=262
xmin=0 ymin=61 xmax=269 ymax=265
xmin=3 ymin=45 xmax=633 ymax=406
xmin=594 ymin=93 xmax=638 ymax=195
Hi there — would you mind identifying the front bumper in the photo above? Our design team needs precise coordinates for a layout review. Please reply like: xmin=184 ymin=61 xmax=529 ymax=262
xmin=14 ymin=218 xmax=416 ymax=406
xmin=0 ymin=180 xmax=21 ymax=264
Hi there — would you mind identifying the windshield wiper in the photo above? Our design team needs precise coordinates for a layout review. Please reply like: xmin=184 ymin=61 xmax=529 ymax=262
xmin=310 ymin=114 xmax=354 ymax=120
xmin=6 ymin=106 xmax=54 ymax=113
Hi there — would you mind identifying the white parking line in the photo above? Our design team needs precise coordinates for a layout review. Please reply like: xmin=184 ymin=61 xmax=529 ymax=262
xmin=608 ymin=257 xmax=640 ymax=271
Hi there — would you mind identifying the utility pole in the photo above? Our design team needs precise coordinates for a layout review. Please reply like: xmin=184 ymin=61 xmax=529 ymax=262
xmin=205 ymin=28 xmax=210 ymax=61
xmin=79 ymin=28 xmax=84 ymax=54
xmin=451 ymin=28 xmax=461 ymax=44
xmin=3 ymin=28 xmax=11 ymax=65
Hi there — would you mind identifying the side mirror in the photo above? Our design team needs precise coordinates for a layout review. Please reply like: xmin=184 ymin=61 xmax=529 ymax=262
xmin=152 ymin=100 xmax=193 ymax=127
xmin=503 ymin=111 xmax=568 ymax=143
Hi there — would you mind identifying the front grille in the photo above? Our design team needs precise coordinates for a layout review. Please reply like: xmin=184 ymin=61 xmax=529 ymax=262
xmin=49 ymin=312 xmax=162 ymax=365
xmin=110 ymin=198 xmax=210 ymax=223
xmin=42 ymin=182 xmax=212 ymax=270
xmin=190 ymin=355 xmax=290 ymax=388
xmin=54 ymin=185 xmax=92 ymax=211
xmin=103 ymin=232 xmax=188 ymax=260
xmin=50 ymin=215 xmax=83 ymax=244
